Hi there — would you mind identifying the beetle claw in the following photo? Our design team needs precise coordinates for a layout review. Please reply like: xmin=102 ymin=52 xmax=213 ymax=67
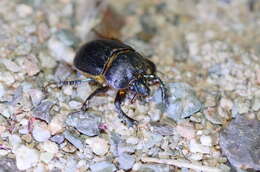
xmin=118 ymin=114 xmax=138 ymax=128
xmin=81 ymin=102 xmax=89 ymax=111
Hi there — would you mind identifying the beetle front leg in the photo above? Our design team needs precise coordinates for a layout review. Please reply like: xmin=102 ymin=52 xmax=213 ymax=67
xmin=81 ymin=86 xmax=109 ymax=111
xmin=115 ymin=90 xmax=137 ymax=127
xmin=144 ymin=74 xmax=168 ymax=105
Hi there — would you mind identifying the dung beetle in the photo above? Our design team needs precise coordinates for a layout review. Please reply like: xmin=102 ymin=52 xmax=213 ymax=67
xmin=60 ymin=39 xmax=167 ymax=127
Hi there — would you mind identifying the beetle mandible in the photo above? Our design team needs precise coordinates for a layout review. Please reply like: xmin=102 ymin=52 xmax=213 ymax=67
xmin=60 ymin=39 xmax=167 ymax=127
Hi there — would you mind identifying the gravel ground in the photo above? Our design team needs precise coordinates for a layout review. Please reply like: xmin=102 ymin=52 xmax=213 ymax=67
xmin=0 ymin=0 xmax=260 ymax=171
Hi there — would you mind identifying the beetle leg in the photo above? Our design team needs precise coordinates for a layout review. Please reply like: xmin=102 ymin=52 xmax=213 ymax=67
xmin=115 ymin=90 xmax=137 ymax=127
xmin=58 ymin=78 xmax=94 ymax=87
xmin=144 ymin=74 xmax=168 ymax=105
xmin=81 ymin=86 xmax=109 ymax=111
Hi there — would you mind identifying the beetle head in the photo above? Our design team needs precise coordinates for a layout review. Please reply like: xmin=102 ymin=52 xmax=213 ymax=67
xmin=129 ymin=78 xmax=150 ymax=96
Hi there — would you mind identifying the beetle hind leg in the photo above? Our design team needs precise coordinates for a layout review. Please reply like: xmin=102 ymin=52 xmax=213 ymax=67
xmin=115 ymin=90 xmax=137 ymax=127
xmin=81 ymin=85 xmax=109 ymax=111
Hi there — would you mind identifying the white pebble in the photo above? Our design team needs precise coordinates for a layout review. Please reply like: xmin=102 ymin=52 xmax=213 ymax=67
xmin=0 ymin=83 xmax=5 ymax=98
xmin=0 ymin=72 xmax=15 ymax=85
xmin=40 ymin=152 xmax=54 ymax=163
xmin=189 ymin=139 xmax=210 ymax=154
xmin=41 ymin=141 xmax=58 ymax=154
xmin=16 ymin=4 xmax=33 ymax=17
xmin=48 ymin=37 xmax=75 ymax=64
xmin=15 ymin=145 xmax=39 ymax=170
xmin=86 ymin=137 xmax=109 ymax=156
xmin=200 ymin=135 xmax=212 ymax=146
xmin=69 ymin=100 xmax=82 ymax=109
xmin=0 ymin=59 xmax=21 ymax=72
xmin=32 ymin=125 xmax=51 ymax=142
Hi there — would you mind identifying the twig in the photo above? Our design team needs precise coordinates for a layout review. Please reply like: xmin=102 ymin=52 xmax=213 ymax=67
xmin=141 ymin=157 xmax=222 ymax=172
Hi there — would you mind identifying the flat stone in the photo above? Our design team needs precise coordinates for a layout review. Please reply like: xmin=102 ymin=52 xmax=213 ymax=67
xmin=118 ymin=153 xmax=135 ymax=170
xmin=63 ymin=130 xmax=84 ymax=150
xmin=0 ymin=157 xmax=19 ymax=172
xmin=164 ymin=83 xmax=202 ymax=121
xmin=90 ymin=161 xmax=116 ymax=172
xmin=189 ymin=139 xmax=210 ymax=154
xmin=32 ymin=124 xmax=51 ymax=142
xmin=220 ymin=116 xmax=260 ymax=170
xmin=66 ymin=111 xmax=101 ymax=136
xmin=33 ymin=100 xmax=54 ymax=123
xmin=86 ymin=137 xmax=109 ymax=156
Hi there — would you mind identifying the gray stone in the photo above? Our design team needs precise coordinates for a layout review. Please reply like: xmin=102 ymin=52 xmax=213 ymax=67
xmin=54 ymin=63 xmax=73 ymax=82
xmin=66 ymin=111 xmax=101 ymax=136
xmin=50 ymin=134 xmax=65 ymax=144
xmin=0 ymin=157 xmax=19 ymax=172
xmin=33 ymin=100 xmax=54 ymax=123
xmin=90 ymin=161 xmax=116 ymax=172
xmin=118 ymin=153 xmax=135 ymax=170
xmin=55 ymin=29 xmax=80 ymax=48
xmin=63 ymin=130 xmax=84 ymax=150
xmin=150 ymin=123 xmax=175 ymax=136
xmin=220 ymin=116 xmax=260 ymax=170
xmin=164 ymin=83 xmax=202 ymax=121
xmin=138 ymin=164 xmax=170 ymax=172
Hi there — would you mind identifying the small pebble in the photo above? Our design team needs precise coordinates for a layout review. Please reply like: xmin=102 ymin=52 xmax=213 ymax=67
xmin=48 ymin=37 xmax=75 ymax=64
xmin=86 ymin=137 xmax=109 ymax=156
xmin=200 ymin=135 xmax=212 ymax=146
xmin=0 ymin=72 xmax=15 ymax=85
xmin=40 ymin=152 xmax=54 ymax=164
xmin=48 ymin=113 xmax=66 ymax=135
xmin=50 ymin=134 xmax=65 ymax=144
xmin=90 ymin=161 xmax=116 ymax=172
xmin=0 ymin=83 xmax=5 ymax=98
xmin=176 ymin=122 xmax=195 ymax=140
xmin=16 ymin=4 xmax=33 ymax=17
xmin=28 ymin=89 xmax=44 ymax=107
xmin=0 ymin=59 xmax=21 ymax=72
xmin=32 ymin=124 xmax=51 ymax=142
xmin=41 ymin=141 xmax=59 ymax=154
xmin=68 ymin=100 xmax=82 ymax=109
xmin=118 ymin=153 xmax=135 ymax=170
xmin=252 ymin=96 xmax=260 ymax=111
xmin=64 ymin=131 xmax=84 ymax=150
xmin=66 ymin=111 xmax=101 ymax=136
xmin=15 ymin=145 xmax=39 ymax=170
xmin=189 ymin=139 xmax=210 ymax=154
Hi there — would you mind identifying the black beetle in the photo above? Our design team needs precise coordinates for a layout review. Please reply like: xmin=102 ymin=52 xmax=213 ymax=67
xmin=59 ymin=39 xmax=167 ymax=127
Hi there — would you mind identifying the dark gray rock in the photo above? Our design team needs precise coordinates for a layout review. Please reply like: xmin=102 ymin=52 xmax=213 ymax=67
xmin=90 ymin=161 xmax=116 ymax=172
xmin=0 ymin=157 xmax=19 ymax=172
xmin=118 ymin=153 xmax=135 ymax=170
xmin=220 ymin=116 xmax=260 ymax=170
xmin=33 ymin=100 xmax=54 ymax=123
xmin=63 ymin=130 xmax=84 ymax=150
xmin=164 ymin=83 xmax=202 ymax=121
xmin=66 ymin=111 xmax=101 ymax=136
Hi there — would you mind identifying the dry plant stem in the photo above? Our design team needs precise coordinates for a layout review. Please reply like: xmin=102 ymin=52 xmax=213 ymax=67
xmin=141 ymin=157 xmax=222 ymax=172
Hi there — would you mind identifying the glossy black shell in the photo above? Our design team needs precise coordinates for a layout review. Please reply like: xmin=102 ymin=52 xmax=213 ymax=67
xmin=74 ymin=39 xmax=156 ymax=89
xmin=74 ymin=39 xmax=132 ymax=75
